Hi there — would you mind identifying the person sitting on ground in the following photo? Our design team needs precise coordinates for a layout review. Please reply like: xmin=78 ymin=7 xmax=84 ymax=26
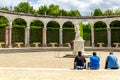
xmin=74 ymin=51 xmax=86 ymax=70
xmin=105 ymin=52 xmax=119 ymax=69
xmin=88 ymin=52 xmax=100 ymax=69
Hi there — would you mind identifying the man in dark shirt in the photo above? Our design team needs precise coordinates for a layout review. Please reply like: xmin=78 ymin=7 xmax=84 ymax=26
xmin=74 ymin=51 xmax=86 ymax=70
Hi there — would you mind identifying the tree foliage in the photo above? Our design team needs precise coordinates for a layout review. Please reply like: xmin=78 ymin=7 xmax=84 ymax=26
xmin=12 ymin=18 xmax=26 ymax=27
xmin=83 ymin=23 xmax=91 ymax=40
xmin=0 ymin=16 xmax=8 ymax=27
xmin=30 ymin=20 xmax=44 ymax=27
xmin=37 ymin=4 xmax=81 ymax=16
xmin=0 ymin=7 xmax=9 ymax=10
xmin=114 ymin=8 xmax=120 ymax=15
xmin=104 ymin=9 xmax=114 ymax=15
xmin=94 ymin=21 xmax=107 ymax=29
xmin=37 ymin=5 xmax=48 ymax=15
xmin=14 ymin=2 xmax=36 ymax=14
xmin=93 ymin=8 xmax=103 ymax=16
xmin=68 ymin=10 xmax=81 ymax=16
xmin=48 ymin=4 xmax=60 ymax=16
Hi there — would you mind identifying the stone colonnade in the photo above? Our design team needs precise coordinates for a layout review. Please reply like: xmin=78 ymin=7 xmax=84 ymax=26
xmin=0 ymin=10 xmax=117 ymax=48
xmin=5 ymin=21 xmax=81 ymax=47
xmin=4 ymin=20 xmax=112 ymax=48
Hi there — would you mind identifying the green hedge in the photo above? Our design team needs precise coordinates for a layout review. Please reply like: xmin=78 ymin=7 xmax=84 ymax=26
xmin=30 ymin=27 xmax=42 ymax=43
xmin=47 ymin=28 xmax=59 ymax=43
xmin=12 ymin=27 xmax=25 ymax=43
xmin=111 ymin=29 xmax=120 ymax=42
xmin=94 ymin=29 xmax=107 ymax=46
xmin=0 ymin=27 xmax=5 ymax=41
xmin=63 ymin=29 xmax=75 ymax=43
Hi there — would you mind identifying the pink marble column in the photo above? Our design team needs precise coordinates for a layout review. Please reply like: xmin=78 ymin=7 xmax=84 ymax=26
xmin=42 ymin=27 xmax=47 ymax=47
xmin=5 ymin=26 xmax=12 ymax=48
xmin=5 ymin=26 xmax=9 ymax=47
xmin=107 ymin=24 xmax=111 ymax=47
xmin=91 ymin=23 xmax=95 ymax=47
xmin=59 ymin=28 xmax=63 ymax=46
xmin=25 ymin=27 xmax=30 ymax=47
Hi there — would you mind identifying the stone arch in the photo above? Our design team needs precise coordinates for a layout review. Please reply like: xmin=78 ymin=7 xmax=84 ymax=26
xmin=46 ymin=21 xmax=60 ymax=46
xmin=94 ymin=21 xmax=107 ymax=47
xmin=12 ymin=18 xmax=27 ymax=47
xmin=30 ymin=20 xmax=44 ymax=47
xmin=62 ymin=21 xmax=75 ymax=46
xmin=0 ymin=16 xmax=9 ymax=47
xmin=110 ymin=20 xmax=120 ymax=46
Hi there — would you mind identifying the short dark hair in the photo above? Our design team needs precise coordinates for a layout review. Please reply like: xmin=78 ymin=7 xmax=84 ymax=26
xmin=78 ymin=51 xmax=82 ymax=56
xmin=110 ymin=52 xmax=113 ymax=55
xmin=93 ymin=52 xmax=96 ymax=56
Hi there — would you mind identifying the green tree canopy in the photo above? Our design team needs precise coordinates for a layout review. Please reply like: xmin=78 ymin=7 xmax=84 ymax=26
xmin=0 ymin=7 xmax=9 ymax=10
xmin=0 ymin=16 xmax=8 ymax=27
xmin=93 ymin=8 xmax=103 ymax=16
xmin=59 ymin=9 xmax=68 ymax=16
xmin=104 ymin=9 xmax=114 ymax=15
xmin=114 ymin=8 xmax=120 ymax=15
xmin=12 ymin=18 xmax=26 ymax=27
xmin=68 ymin=10 xmax=81 ymax=16
xmin=94 ymin=21 xmax=107 ymax=30
xmin=37 ymin=5 xmax=48 ymax=15
xmin=14 ymin=2 xmax=36 ymax=14
xmin=48 ymin=4 xmax=60 ymax=16
xmin=30 ymin=20 xmax=44 ymax=27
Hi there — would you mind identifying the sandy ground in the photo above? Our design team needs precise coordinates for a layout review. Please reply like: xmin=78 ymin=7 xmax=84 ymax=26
xmin=0 ymin=51 xmax=120 ymax=80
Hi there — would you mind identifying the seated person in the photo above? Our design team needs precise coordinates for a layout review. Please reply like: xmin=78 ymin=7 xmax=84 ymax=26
xmin=105 ymin=52 xmax=119 ymax=69
xmin=74 ymin=51 xmax=86 ymax=70
xmin=88 ymin=52 xmax=100 ymax=69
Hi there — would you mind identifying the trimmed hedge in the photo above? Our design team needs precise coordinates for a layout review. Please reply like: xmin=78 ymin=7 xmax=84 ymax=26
xmin=30 ymin=27 xmax=42 ymax=43
xmin=111 ymin=29 xmax=120 ymax=42
xmin=94 ymin=29 xmax=107 ymax=46
xmin=47 ymin=28 xmax=59 ymax=43
xmin=63 ymin=28 xmax=75 ymax=43
xmin=0 ymin=27 xmax=5 ymax=41
xmin=12 ymin=27 xmax=25 ymax=43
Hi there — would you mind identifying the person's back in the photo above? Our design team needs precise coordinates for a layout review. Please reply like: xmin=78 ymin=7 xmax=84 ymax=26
xmin=74 ymin=51 xmax=86 ymax=69
xmin=88 ymin=52 xmax=100 ymax=69
xmin=106 ymin=52 xmax=119 ymax=69
xmin=75 ymin=56 xmax=85 ymax=66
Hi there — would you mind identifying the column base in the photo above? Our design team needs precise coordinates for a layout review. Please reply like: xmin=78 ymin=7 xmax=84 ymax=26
xmin=73 ymin=38 xmax=84 ymax=56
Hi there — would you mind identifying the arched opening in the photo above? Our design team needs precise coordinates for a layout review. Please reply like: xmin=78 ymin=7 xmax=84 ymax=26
xmin=63 ymin=21 xmax=75 ymax=47
xmin=94 ymin=21 xmax=107 ymax=47
xmin=0 ymin=16 xmax=9 ymax=47
xmin=12 ymin=18 xmax=26 ymax=47
xmin=110 ymin=20 xmax=120 ymax=47
xmin=47 ymin=21 xmax=60 ymax=47
xmin=82 ymin=21 xmax=91 ymax=47
xmin=30 ymin=20 xmax=44 ymax=47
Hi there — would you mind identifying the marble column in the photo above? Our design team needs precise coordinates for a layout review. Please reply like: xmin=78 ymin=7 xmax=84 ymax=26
xmin=91 ymin=23 xmax=95 ymax=47
xmin=25 ymin=26 xmax=30 ymax=47
xmin=59 ymin=27 xmax=63 ymax=47
xmin=5 ymin=26 xmax=9 ymax=47
xmin=107 ymin=24 xmax=111 ymax=47
xmin=5 ymin=22 xmax=12 ymax=48
xmin=42 ymin=27 xmax=47 ymax=47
